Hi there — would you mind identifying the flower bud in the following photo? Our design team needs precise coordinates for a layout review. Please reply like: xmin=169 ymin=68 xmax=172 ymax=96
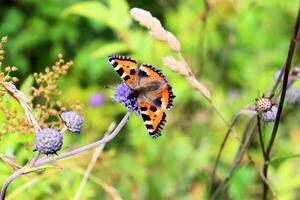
xmin=60 ymin=111 xmax=84 ymax=134
xmin=34 ymin=128 xmax=63 ymax=155
xmin=261 ymin=106 xmax=278 ymax=123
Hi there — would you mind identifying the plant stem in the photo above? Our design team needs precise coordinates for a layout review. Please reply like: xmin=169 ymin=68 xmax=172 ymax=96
xmin=29 ymin=152 xmax=41 ymax=168
xmin=210 ymin=110 xmax=257 ymax=194
xmin=262 ymin=5 xmax=300 ymax=199
xmin=73 ymin=123 xmax=115 ymax=200
xmin=257 ymin=115 xmax=266 ymax=159
xmin=0 ymin=111 xmax=131 ymax=200
xmin=34 ymin=111 xmax=131 ymax=166
xmin=210 ymin=112 xmax=242 ymax=193
xmin=211 ymin=124 xmax=258 ymax=199
xmin=0 ymin=169 xmax=23 ymax=200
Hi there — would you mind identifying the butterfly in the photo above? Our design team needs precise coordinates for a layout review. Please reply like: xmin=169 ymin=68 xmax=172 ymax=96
xmin=108 ymin=54 xmax=175 ymax=138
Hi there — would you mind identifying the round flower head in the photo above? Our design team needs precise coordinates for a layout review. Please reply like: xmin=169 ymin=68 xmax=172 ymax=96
xmin=261 ymin=105 xmax=278 ymax=123
xmin=60 ymin=111 xmax=84 ymax=134
xmin=114 ymin=82 xmax=138 ymax=111
xmin=34 ymin=128 xmax=63 ymax=155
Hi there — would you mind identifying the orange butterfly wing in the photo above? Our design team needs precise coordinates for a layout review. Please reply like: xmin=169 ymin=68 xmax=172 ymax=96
xmin=138 ymin=101 xmax=166 ymax=138
xmin=108 ymin=56 xmax=175 ymax=138
xmin=138 ymin=64 xmax=175 ymax=110
xmin=108 ymin=55 xmax=138 ymax=88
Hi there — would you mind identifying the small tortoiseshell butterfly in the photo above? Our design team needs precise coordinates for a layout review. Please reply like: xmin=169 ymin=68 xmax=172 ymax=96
xmin=108 ymin=55 xmax=175 ymax=138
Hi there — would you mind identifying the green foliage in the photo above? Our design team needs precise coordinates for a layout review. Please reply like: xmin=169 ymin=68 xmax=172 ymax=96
xmin=1 ymin=0 xmax=300 ymax=199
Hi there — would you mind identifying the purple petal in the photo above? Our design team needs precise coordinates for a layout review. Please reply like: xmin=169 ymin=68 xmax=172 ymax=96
xmin=114 ymin=82 xmax=138 ymax=111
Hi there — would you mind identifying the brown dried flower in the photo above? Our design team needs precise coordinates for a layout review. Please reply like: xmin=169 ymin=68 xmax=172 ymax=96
xmin=187 ymin=76 xmax=211 ymax=100
xmin=29 ymin=54 xmax=83 ymax=129
xmin=130 ymin=8 xmax=181 ymax=52
xmin=130 ymin=8 xmax=211 ymax=102
xmin=162 ymin=56 xmax=189 ymax=76
xmin=0 ymin=48 xmax=83 ymax=137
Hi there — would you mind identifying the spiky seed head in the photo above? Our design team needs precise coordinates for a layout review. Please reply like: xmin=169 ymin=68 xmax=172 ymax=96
xmin=60 ymin=111 xmax=84 ymax=134
xmin=34 ymin=128 xmax=63 ymax=155
xmin=256 ymin=96 xmax=273 ymax=112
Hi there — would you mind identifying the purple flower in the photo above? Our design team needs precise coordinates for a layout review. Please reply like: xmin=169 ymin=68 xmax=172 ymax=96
xmin=286 ymin=87 xmax=300 ymax=105
xmin=261 ymin=105 xmax=278 ymax=123
xmin=114 ymin=82 xmax=138 ymax=112
xmin=34 ymin=128 xmax=63 ymax=155
xmin=89 ymin=93 xmax=104 ymax=107
xmin=60 ymin=111 xmax=84 ymax=134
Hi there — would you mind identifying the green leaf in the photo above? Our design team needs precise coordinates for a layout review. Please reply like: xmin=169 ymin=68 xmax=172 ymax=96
xmin=63 ymin=1 xmax=109 ymax=25
xmin=23 ymin=164 xmax=61 ymax=174
xmin=91 ymin=42 xmax=129 ymax=58
xmin=270 ymin=153 xmax=300 ymax=164
xmin=107 ymin=0 xmax=131 ymax=31
xmin=230 ymin=166 xmax=255 ymax=199
xmin=63 ymin=0 xmax=131 ymax=32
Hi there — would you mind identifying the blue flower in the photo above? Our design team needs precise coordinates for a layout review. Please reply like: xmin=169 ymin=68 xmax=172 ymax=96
xmin=114 ymin=82 xmax=138 ymax=112
xmin=286 ymin=87 xmax=300 ymax=105
xmin=60 ymin=111 xmax=84 ymax=134
xmin=261 ymin=105 xmax=278 ymax=123
xmin=34 ymin=128 xmax=63 ymax=155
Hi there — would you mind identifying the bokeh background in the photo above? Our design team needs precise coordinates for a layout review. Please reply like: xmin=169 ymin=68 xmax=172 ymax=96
xmin=1 ymin=0 xmax=300 ymax=199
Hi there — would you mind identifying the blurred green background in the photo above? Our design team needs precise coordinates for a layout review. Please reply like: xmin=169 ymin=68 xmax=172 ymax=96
xmin=1 ymin=0 xmax=300 ymax=199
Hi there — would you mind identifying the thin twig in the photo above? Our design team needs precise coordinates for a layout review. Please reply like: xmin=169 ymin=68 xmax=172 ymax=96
xmin=210 ymin=110 xmax=257 ymax=193
xmin=0 ymin=155 xmax=22 ymax=170
xmin=2 ymin=82 xmax=41 ymax=133
xmin=240 ymin=115 xmax=256 ymax=144
xmin=34 ymin=112 xmax=131 ymax=167
xmin=211 ymin=124 xmax=258 ymax=199
xmin=269 ymin=68 xmax=284 ymax=96
xmin=262 ymin=5 xmax=300 ymax=199
xmin=0 ymin=111 xmax=131 ymax=200
xmin=257 ymin=115 xmax=266 ymax=159
xmin=6 ymin=171 xmax=50 ymax=200
xmin=210 ymin=3 xmax=300 ymax=199
xmin=73 ymin=122 xmax=116 ymax=200
xmin=210 ymin=112 xmax=242 ymax=192
xmin=246 ymin=149 xmax=278 ymax=199
xmin=211 ymin=118 xmax=277 ymax=199
xmin=0 ymin=169 xmax=23 ymax=200
xmin=28 ymin=153 xmax=41 ymax=168
xmin=70 ymin=167 xmax=123 ymax=200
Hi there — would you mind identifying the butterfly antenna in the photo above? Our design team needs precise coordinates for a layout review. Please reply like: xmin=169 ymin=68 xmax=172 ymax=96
xmin=257 ymin=90 xmax=261 ymax=98
xmin=104 ymin=85 xmax=115 ymax=91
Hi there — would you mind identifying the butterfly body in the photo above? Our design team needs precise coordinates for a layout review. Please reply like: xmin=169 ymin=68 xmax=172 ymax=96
xmin=108 ymin=55 xmax=175 ymax=138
